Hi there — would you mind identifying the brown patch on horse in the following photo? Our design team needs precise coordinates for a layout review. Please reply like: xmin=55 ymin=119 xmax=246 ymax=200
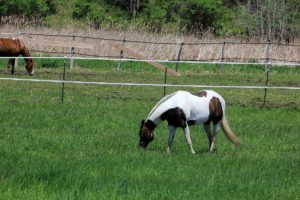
xmin=205 ymin=97 xmax=223 ymax=125
xmin=139 ymin=119 xmax=155 ymax=148
xmin=187 ymin=120 xmax=196 ymax=126
xmin=194 ymin=91 xmax=207 ymax=97
xmin=160 ymin=107 xmax=187 ymax=128
xmin=1 ymin=38 xmax=18 ymax=56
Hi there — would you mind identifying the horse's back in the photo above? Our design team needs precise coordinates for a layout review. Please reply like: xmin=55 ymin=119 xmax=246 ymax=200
xmin=195 ymin=90 xmax=225 ymax=107
xmin=0 ymin=38 xmax=20 ymax=56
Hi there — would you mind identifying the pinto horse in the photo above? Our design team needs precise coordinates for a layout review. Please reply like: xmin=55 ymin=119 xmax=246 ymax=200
xmin=139 ymin=90 xmax=240 ymax=153
xmin=0 ymin=38 xmax=34 ymax=75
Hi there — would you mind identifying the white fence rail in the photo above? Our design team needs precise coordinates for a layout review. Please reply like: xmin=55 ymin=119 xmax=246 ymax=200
xmin=0 ymin=56 xmax=299 ymax=66
xmin=0 ymin=77 xmax=299 ymax=90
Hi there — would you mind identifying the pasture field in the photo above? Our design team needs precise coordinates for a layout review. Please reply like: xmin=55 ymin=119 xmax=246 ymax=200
xmin=0 ymin=59 xmax=299 ymax=199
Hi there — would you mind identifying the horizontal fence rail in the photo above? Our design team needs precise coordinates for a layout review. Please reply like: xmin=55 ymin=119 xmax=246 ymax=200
xmin=0 ymin=77 xmax=299 ymax=90
xmin=0 ymin=56 xmax=299 ymax=67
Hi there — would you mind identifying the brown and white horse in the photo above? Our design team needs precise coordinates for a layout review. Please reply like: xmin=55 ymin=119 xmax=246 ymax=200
xmin=139 ymin=90 xmax=240 ymax=153
xmin=0 ymin=38 xmax=34 ymax=75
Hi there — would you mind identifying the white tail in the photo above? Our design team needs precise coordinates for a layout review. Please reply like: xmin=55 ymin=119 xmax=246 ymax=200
xmin=221 ymin=116 xmax=240 ymax=145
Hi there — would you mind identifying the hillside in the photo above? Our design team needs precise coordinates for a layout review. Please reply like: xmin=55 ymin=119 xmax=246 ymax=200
xmin=0 ymin=0 xmax=299 ymax=42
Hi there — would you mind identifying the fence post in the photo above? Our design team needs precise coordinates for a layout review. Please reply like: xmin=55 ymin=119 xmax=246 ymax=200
xmin=263 ymin=40 xmax=271 ymax=106
xmin=61 ymin=56 xmax=67 ymax=104
xmin=70 ymin=47 xmax=75 ymax=69
xmin=14 ymin=32 xmax=21 ymax=70
xmin=175 ymin=42 xmax=184 ymax=72
xmin=220 ymin=41 xmax=226 ymax=72
xmin=118 ymin=37 xmax=126 ymax=69
xmin=14 ymin=57 xmax=18 ymax=71
xmin=70 ymin=35 xmax=76 ymax=69
xmin=163 ymin=67 xmax=168 ymax=96
xmin=264 ymin=40 xmax=271 ymax=73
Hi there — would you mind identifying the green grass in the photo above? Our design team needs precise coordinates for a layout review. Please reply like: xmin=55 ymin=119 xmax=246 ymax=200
xmin=0 ymin=59 xmax=299 ymax=199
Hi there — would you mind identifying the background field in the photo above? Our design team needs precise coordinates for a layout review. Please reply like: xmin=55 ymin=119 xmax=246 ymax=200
xmin=0 ymin=59 xmax=299 ymax=199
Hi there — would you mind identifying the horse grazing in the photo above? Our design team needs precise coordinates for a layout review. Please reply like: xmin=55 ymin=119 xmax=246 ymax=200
xmin=139 ymin=90 xmax=240 ymax=154
xmin=0 ymin=38 xmax=34 ymax=75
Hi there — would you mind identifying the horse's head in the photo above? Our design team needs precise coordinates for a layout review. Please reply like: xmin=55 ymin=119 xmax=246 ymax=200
xmin=25 ymin=58 xmax=35 ymax=76
xmin=139 ymin=119 xmax=154 ymax=149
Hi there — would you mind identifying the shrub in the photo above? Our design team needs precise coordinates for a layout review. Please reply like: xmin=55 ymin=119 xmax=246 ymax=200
xmin=72 ymin=0 xmax=91 ymax=19
xmin=0 ymin=0 xmax=57 ymax=19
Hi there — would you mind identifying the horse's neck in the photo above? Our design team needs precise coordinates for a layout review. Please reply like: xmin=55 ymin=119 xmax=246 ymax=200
xmin=21 ymin=47 xmax=31 ymax=58
xmin=147 ymin=108 xmax=164 ymax=125
xmin=17 ymin=40 xmax=31 ymax=58
xmin=147 ymin=97 xmax=174 ymax=125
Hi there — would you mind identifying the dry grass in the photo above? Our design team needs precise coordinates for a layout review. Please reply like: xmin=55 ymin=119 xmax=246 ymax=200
xmin=0 ymin=24 xmax=299 ymax=64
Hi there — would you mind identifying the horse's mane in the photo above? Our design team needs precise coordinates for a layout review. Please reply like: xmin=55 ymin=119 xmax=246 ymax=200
xmin=17 ymin=39 xmax=31 ymax=57
xmin=147 ymin=91 xmax=179 ymax=119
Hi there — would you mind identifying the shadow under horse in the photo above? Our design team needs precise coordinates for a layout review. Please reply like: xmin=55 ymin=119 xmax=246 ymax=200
xmin=0 ymin=38 xmax=35 ymax=75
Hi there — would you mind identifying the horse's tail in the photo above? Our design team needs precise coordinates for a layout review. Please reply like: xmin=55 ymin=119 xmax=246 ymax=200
xmin=221 ymin=115 xmax=240 ymax=146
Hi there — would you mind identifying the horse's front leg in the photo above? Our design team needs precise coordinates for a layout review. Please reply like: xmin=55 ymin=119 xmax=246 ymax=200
xmin=167 ymin=125 xmax=176 ymax=153
xmin=8 ymin=59 xmax=15 ymax=74
xmin=183 ymin=125 xmax=196 ymax=154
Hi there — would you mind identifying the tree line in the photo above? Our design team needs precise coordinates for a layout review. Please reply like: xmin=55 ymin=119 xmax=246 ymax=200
xmin=0 ymin=0 xmax=299 ymax=42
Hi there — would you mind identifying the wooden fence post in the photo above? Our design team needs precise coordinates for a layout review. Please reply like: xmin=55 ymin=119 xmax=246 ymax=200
xmin=264 ymin=40 xmax=271 ymax=74
xmin=263 ymin=40 xmax=271 ymax=106
xmin=220 ymin=41 xmax=226 ymax=72
xmin=61 ymin=56 xmax=67 ymax=104
xmin=175 ymin=42 xmax=184 ymax=72
xmin=117 ymin=37 xmax=126 ymax=70
xmin=163 ymin=67 xmax=168 ymax=96
xmin=70 ymin=47 xmax=75 ymax=69
xmin=70 ymin=35 xmax=75 ymax=69
xmin=14 ymin=32 xmax=22 ymax=70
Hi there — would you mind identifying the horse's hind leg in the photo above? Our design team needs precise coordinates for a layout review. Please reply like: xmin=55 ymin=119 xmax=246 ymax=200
xmin=209 ymin=123 xmax=221 ymax=152
xmin=183 ymin=125 xmax=196 ymax=154
xmin=203 ymin=124 xmax=213 ymax=151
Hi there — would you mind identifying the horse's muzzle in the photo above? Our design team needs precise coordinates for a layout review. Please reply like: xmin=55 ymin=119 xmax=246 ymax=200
xmin=139 ymin=142 xmax=148 ymax=149
xmin=28 ymin=69 xmax=34 ymax=76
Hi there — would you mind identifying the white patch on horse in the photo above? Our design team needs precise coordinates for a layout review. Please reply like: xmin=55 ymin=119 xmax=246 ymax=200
xmin=147 ymin=91 xmax=179 ymax=121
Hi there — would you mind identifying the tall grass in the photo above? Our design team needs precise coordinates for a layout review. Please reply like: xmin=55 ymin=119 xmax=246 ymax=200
xmin=0 ymin=25 xmax=299 ymax=64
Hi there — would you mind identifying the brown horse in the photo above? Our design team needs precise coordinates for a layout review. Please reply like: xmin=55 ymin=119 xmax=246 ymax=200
xmin=0 ymin=38 xmax=34 ymax=75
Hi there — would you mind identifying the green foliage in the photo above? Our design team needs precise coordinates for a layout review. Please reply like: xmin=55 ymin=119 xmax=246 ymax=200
xmin=88 ymin=6 xmax=105 ymax=29
xmin=142 ymin=2 xmax=168 ymax=32
xmin=234 ymin=0 xmax=300 ymax=41
xmin=0 ymin=0 xmax=57 ymax=18
xmin=72 ymin=0 xmax=91 ymax=19
xmin=0 ymin=0 xmax=299 ymax=40
xmin=170 ymin=0 xmax=224 ymax=34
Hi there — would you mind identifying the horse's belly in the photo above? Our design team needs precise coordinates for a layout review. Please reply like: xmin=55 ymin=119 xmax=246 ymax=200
xmin=189 ymin=108 xmax=210 ymax=124
xmin=187 ymin=99 xmax=211 ymax=124
xmin=0 ymin=49 xmax=19 ymax=56
xmin=190 ymin=114 xmax=210 ymax=124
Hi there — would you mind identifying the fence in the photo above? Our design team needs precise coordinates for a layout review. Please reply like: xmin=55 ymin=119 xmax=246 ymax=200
xmin=0 ymin=56 xmax=299 ymax=105
xmin=1 ymin=31 xmax=300 ymax=67
xmin=0 ymin=32 xmax=299 ymax=106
